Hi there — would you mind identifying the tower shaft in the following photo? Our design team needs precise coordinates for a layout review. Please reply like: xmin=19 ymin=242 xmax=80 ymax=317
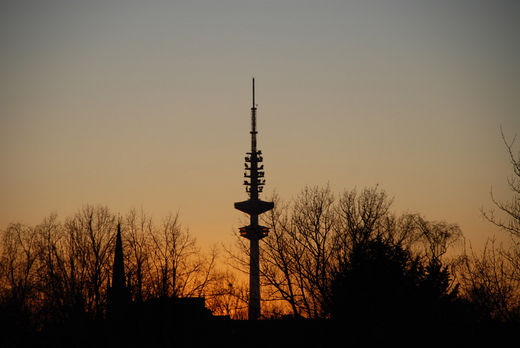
xmin=249 ymin=238 xmax=260 ymax=320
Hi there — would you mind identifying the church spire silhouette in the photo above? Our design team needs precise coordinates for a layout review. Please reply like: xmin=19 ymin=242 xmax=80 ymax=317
xmin=112 ymin=222 xmax=125 ymax=291
xmin=108 ymin=221 xmax=130 ymax=323
xmin=234 ymin=78 xmax=274 ymax=320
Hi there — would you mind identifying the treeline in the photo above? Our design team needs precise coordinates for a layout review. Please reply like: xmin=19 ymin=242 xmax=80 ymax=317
xmin=0 ymin=207 xmax=247 ymax=336
xmin=1 ymin=184 xmax=519 ymax=342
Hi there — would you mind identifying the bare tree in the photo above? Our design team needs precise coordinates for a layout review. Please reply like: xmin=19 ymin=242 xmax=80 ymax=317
xmin=412 ymin=215 xmax=462 ymax=264
xmin=203 ymin=268 xmax=249 ymax=319
xmin=0 ymin=223 xmax=39 ymax=309
xmin=148 ymin=212 xmax=214 ymax=299
xmin=335 ymin=185 xmax=394 ymax=251
xmin=63 ymin=205 xmax=116 ymax=318
xmin=261 ymin=193 xmax=303 ymax=316
xmin=124 ymin=208 xmax=153 ymax=302
xmin=257 ymin=186 xmax=338 ymax=318
xmin=482 ymin=128 xmax=520 ymax=239
xmin=469 ymin=128 xmax=520 ymax=322
xmin=184 ymin=245 xmax=220 ymax=298
xmin=34 ymin=214 xmax=68 ymax=321
xmin=124 ymin=209 xmax=219 ymax=301
xmin=458 ymin=239 xmax=520 ymax=322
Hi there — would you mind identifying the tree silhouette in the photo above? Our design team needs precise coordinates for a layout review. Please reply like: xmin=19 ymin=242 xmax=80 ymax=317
xmin=329 ymin=238 xmax=465 ymax=342
xmin=330 ymin=240 xmax=418 ymax=322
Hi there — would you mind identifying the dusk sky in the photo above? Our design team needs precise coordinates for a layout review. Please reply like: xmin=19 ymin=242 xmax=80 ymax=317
xmin=1 ymin=0 xmax=519 ymax=249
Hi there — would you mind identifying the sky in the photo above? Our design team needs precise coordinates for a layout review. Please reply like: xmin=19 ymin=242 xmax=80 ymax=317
xmin=1 ymin=0 xmax=519 ymax=249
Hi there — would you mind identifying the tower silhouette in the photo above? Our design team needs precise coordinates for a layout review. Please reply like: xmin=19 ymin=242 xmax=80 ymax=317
xmin=234 ymin=78 xmax=274 ymax=320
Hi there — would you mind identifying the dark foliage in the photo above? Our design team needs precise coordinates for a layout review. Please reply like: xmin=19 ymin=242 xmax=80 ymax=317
xmin=328 ymin=239 xmax=479 ymax=342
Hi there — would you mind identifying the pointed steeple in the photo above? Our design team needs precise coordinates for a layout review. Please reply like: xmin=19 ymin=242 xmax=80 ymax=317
xmin=112 ymin=222 xmax=125 ymax=291
xmin=108 ymin=221 xmax=130 ymax=323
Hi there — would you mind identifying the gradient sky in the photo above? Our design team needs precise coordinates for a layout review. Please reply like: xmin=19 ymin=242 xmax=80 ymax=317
xmin=1 ymin=0 xmax=519 ymax=249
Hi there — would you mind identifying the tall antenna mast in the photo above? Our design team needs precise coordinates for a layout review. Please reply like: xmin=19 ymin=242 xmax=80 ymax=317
xmin=251 ymin=78 xmax=257 ymax=156
xmin=234 ymin=78 xmax=274 ymax=320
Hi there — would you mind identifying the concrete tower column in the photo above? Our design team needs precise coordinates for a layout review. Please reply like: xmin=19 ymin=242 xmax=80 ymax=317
xmin=249 ymin=238 xmax=260 ymax=320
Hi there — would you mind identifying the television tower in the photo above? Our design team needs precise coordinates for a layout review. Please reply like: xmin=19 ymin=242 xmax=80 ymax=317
xmin=234 ymin=78 xmax=274 ymax=320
